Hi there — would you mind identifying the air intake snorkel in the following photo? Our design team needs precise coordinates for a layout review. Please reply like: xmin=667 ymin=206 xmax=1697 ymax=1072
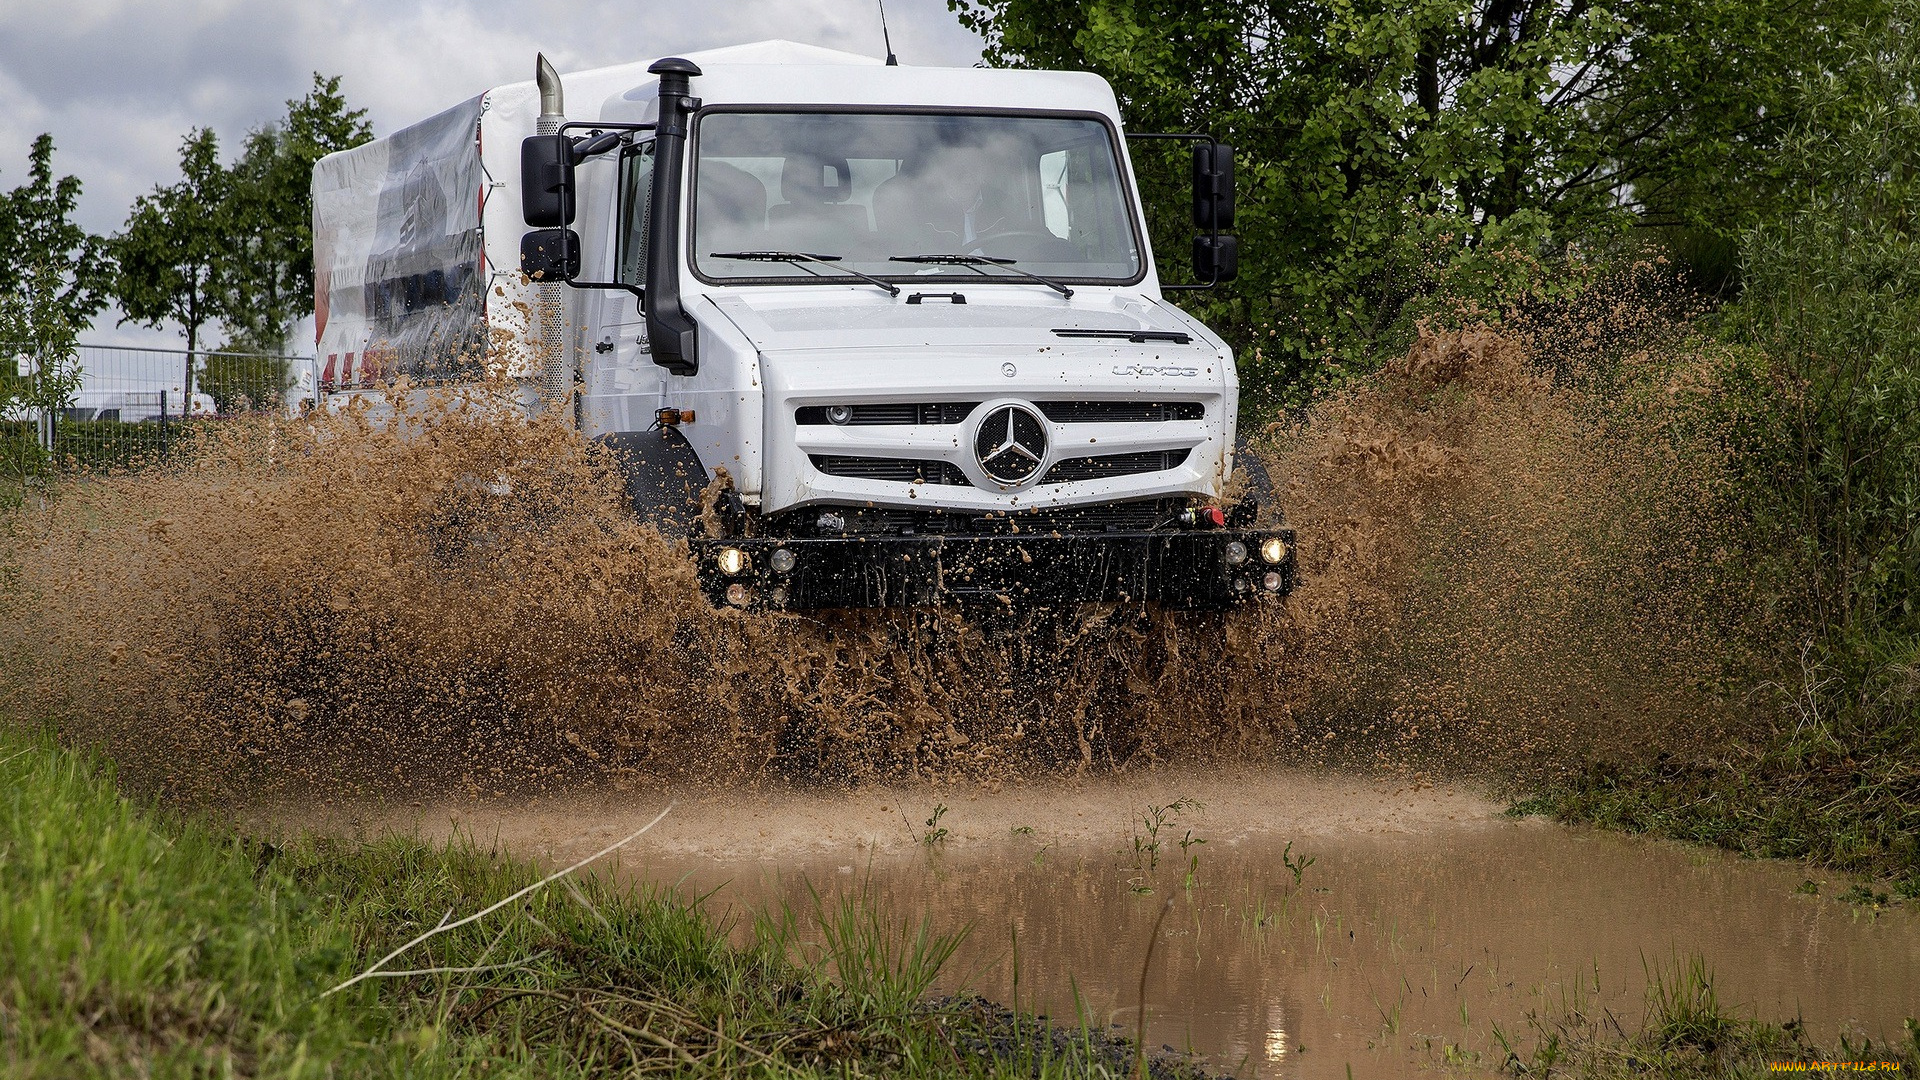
xmin=645 ymin=57 xmax=702 ymax=375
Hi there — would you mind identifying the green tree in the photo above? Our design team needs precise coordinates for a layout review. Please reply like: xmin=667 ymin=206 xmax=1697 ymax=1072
xmin=0 ymin=134 xmax=111 ymax=327
xmin=196 ymin=351 xmax=289 ymax=413
xmin=1733 ymin=2 xmax=1920 ymax=641
xmin=219 ymin=74 xmax=372 ymax=355
xmin=112 ymin=128 xmax=231 ymax=404
xmin=952 ymin=0 xmax=1888 ymax=411
xmin=0 ymin=262 xmax=83 ymax=495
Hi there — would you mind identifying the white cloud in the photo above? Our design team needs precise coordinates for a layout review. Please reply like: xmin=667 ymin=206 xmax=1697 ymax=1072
xmin=0 ymin=0 xmax=984 ymax=346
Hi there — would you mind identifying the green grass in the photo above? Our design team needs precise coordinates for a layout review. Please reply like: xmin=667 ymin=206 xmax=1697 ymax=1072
xmin=0 ymin=726 xmax=1203 ymax=1078
xmin=1495 ymin=956 xmax=1920 ymax=1078
xmin=1512 ymin=642 xmax=1920 ymax=901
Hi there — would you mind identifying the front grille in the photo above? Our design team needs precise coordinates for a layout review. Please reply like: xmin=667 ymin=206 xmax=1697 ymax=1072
xmin=994 ymin=501 xmax=1175 ymax=532
xmin=1037 ymin=401 xmax=1204 ymax=423
xmin=1041 ymin=448 xmax=1191 ymax=484
xmin=766 ymin=499 xmax=1187 ymax=537
xmin=796 ymin=402 xmax=981 ymax=426
xmin=810 ymin=455 xmax=969 ymax=485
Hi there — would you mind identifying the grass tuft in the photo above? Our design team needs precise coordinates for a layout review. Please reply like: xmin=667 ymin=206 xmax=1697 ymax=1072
xmin=1502 ymin=955 xmax=1920 ymax=1078
xmin=0 ymin=725 xmax=1217 ymax=1078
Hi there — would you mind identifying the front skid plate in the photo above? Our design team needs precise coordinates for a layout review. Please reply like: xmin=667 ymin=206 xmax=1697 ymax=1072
xmin=690 ymin=529 xmax=1296 ymax=610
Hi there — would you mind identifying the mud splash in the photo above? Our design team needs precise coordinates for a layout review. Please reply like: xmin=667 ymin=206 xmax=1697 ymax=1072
xmin=0 ymin=311 xmax=1769 ymax=796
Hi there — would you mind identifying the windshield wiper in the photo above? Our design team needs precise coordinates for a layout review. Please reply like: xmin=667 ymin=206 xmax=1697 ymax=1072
xmin=889 ymin=254 xmax=1074 ymax=299
xmin=708 ymin=251 xmax=900 ymax=296
xmin=1052 ymin=328 xmax=1192 ymax=344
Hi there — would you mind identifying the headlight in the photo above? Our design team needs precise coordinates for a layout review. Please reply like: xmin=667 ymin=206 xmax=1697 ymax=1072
xmin=769 ymin=548 xmax=796 ymax=574
xmin=1224 ymin=541 xmax=1249 ymax=565
xmin=1263 ymin=571 xmax=1284 ymax=592
xmin=1260 ymin=537 xmax=1289 ymax=564
xmin=715 ymin=547 xmax=749 ymax=576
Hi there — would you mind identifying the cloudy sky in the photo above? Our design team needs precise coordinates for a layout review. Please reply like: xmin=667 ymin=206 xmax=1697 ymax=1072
xmin=0 ymin=0 xmax=984 ymax=347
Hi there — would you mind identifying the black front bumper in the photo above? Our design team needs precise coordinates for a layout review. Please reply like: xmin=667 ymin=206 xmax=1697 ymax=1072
xmin=690 ymin=528 xmax=1296 ymax=610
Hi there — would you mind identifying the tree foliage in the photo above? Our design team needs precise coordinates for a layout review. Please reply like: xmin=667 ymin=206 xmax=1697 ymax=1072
xmin=0 ymin=262 xmax=83 ymax=492
xmin=952 ymin=0 xmax=1891 ymax=409
xmin=111 ymin=74 xmax=370 ymax=390
xmin=0 ymin=135 xmax=111 ymax=328
xmin=0 ymin=263 xmax=82 ymax=408
xmin=1731 ymin=2 xmax=1920 ymax=642
xmin=218 ymin=74 xmax=372 ymax=354
xmin=113 ymin=127 xmax=230 ymax=395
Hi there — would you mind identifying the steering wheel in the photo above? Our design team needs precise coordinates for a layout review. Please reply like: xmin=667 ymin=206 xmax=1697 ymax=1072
xmin=972 ymin=229 xmax=1077 ymax=261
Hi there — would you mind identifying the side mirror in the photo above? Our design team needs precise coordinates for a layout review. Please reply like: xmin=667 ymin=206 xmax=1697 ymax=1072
xmin=1192 ymin=142 xmax=1235 ymax=230
xmin=521 ymin=228 xmax=580 ymax=282
xmin=1194 ymin=234 xmax=1238 ymax=284
xmin=521 ymin=134 xmax=576 ymax=227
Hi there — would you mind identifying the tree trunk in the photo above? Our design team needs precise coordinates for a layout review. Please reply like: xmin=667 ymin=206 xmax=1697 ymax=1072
xmin=183 ymin=282 xmax=198 ymax=410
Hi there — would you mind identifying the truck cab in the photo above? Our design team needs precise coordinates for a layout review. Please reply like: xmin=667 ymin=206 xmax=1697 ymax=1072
xmin=312 ymin=41 xmax=1294 ymax=609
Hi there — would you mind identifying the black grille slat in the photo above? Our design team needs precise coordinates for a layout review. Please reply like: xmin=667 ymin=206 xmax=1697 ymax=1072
xmin=810 ymin=455 xmax=969 ymax=486
xmin=1036 ymin=401 xmax=1204 ymax=423
xmin=799 ymin=401 xmax=1200 ymax=425
xmin=796 ymin=402 xmax=981 ymax=426
xmin=999 ymin=502 xmax=1174 ymax=532
xmin=768 ymin=499 xmax=1187 ymax=537
xmin=1041 ymin=448 xmax=1191 ymax=484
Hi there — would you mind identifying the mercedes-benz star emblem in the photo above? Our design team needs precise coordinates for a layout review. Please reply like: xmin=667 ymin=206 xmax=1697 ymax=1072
xmin=974 ymin=404 xmax=1048 ymax=485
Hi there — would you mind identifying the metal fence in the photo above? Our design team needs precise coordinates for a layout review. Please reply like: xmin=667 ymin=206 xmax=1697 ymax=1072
xmin=3 ymin=343 xmax=315 ymax=496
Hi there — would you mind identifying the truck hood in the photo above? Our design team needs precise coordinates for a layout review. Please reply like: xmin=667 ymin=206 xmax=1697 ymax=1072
xmin=704 ymin=290 xmax=1219 ymax=356
xmin=716 ymin=289 xmax=1240 ymax=515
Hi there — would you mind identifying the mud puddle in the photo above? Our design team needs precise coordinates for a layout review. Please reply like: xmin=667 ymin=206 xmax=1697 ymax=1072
xmin=275 ymin=769 xmax=1918 ymax=1078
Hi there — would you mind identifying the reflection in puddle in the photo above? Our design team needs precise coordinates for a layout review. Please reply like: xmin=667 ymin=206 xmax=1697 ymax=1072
xmin=622 ymin=818 xmax=1917 ymax=1078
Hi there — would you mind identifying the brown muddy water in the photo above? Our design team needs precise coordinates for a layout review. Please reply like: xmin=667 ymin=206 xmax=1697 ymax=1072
xmin=281 ymin=770 xmax=1920 ymax=1079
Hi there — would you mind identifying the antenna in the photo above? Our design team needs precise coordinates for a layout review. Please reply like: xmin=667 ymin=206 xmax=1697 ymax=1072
xmin=877 ymin=0 xmax=898 ymax=65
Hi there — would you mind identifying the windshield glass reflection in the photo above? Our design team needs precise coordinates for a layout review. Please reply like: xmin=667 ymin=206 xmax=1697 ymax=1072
xmin=692 ymin=112 xmax=1142 ymax=283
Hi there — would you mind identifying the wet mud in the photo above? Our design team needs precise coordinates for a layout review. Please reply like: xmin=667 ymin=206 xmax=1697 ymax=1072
xmin=272 ymin=774 xmax=1920 ymax=1078
xmin=0 ymin=313 xmax=1768 ymax=797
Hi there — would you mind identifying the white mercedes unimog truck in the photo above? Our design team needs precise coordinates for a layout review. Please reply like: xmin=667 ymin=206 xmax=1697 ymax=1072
xmin=312 ymin=40 xmax=1294 ymax=609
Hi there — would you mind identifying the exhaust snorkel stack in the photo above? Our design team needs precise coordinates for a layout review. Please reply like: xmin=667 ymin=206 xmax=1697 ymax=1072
xmin=644 ymin=57 xmax=702 ymax=375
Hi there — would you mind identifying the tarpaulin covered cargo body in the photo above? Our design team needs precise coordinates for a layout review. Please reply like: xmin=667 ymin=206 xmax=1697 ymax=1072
xmin=312 ymin=55 xmax=667 ymax=396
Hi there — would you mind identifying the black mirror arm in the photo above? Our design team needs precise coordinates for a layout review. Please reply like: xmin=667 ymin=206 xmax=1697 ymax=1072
xmin=1161 ymin=270 xmax=1220 ymax=293
xmin=564 ymin=279 xmax=645 ymax=308
xmin=1127 ymin=131 xmax=1231 ymax=292
xmin=557 ymin=121 xmax=655 ymax=163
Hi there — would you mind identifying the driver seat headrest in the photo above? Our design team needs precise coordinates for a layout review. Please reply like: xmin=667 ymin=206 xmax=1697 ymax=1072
xmin=781 ymin=155 xmax=852 ymax=204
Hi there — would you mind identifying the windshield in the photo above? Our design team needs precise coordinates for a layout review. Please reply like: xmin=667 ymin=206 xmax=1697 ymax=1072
xmin=691 ymin=111 xmax=1143 ymax=284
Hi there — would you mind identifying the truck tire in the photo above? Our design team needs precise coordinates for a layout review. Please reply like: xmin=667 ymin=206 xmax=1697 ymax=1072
xmin=597 ymin=429 xmax=712 ymax=538
xmin=1233 ymin=430 xmax=1284 ymax=525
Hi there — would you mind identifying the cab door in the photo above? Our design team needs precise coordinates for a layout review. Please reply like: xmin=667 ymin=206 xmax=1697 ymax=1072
xmin=580 ymin=139 xmax=664 ymax=436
